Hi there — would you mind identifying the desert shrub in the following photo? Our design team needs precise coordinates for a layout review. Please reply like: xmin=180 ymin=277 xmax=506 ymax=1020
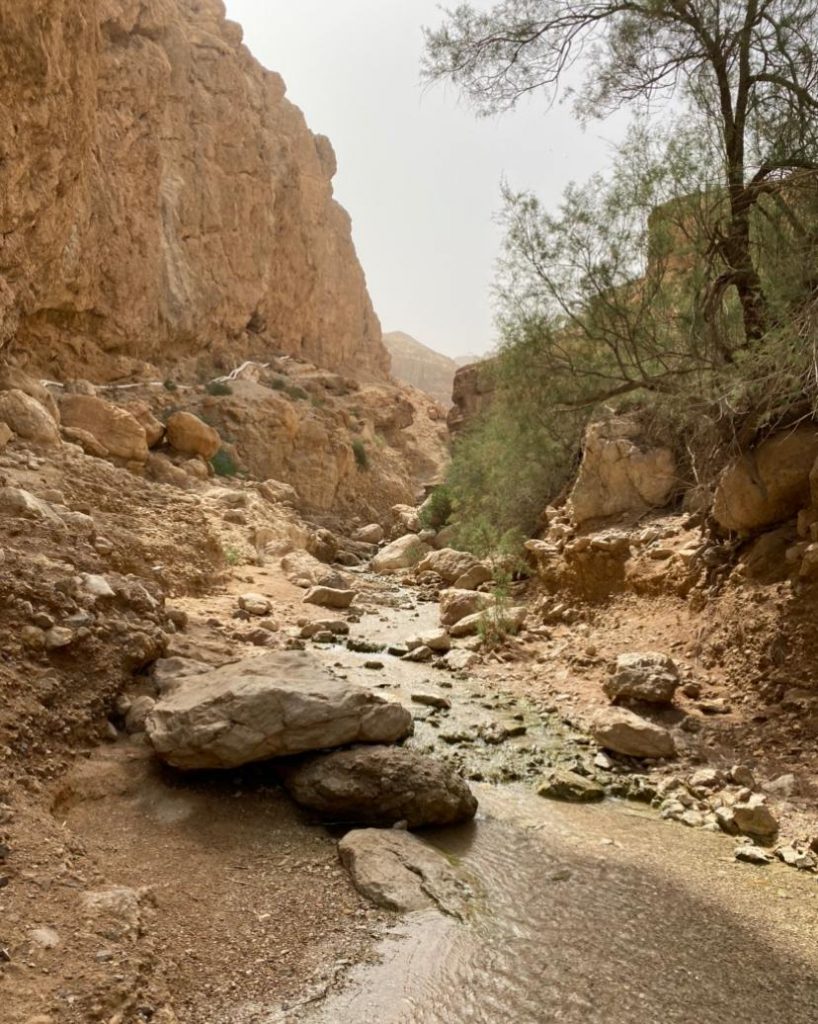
xmin=206 ymin=380 xmax=233 ymax=396
xmin=211 ymin=448 xmax=238 ymax=477
xmin=163 ymin=379 xmax=178 ymax=392
xmin=352 ymin=439 xmax=369 ymax=470
xmin=419 ymin=486 xmax=453 ymax=531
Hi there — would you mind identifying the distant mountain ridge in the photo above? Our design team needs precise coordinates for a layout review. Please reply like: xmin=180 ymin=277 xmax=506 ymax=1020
xmin=384 ymin=331 xmax=460 ymax=407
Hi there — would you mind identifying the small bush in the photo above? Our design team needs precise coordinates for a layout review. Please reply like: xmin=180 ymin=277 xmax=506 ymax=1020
xmin=269 ymin=377 xmax=308 ymax=401
xmin=163 ymin=378 xmax=178 ymax=392
xmin=211 ymin=448 xmax=239 ymax=477
xmin=352 ymin=439 xmax=369 ymax=470
xmin=419 ymin=486 xmax=453 ymax=531
xmin=223 ymin=545 xmax=241 ymax=566
xmin=207 ymin=380 xmax=233 ymax=396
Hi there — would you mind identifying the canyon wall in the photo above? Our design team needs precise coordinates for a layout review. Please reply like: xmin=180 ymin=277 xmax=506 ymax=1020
xmin=383 ymin=331 xmax=457 ymax=407
xmin=0 ymin=0 xmax=388 ymax=382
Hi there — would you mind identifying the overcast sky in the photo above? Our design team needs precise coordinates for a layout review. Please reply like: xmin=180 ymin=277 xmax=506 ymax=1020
xmin=223 ymin=0 xmax=622 ymax=359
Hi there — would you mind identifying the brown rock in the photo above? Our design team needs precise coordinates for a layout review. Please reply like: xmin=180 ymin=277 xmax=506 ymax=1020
xmin=0 ymin=0 xmax=388 ymax=382
xmin=591 ymin=707 xmax=676 ymax=759
xmin=165 ymin=412 xmax=220 ymax=460
xmin=0 ymin=422 xmax=12 ymax=450
xmin=569 ymin=416 xmax=677 ymax=525
xmin=124 ymin=400 xmax=165 ymax=447
xmin=438 ymin=588 xmax=494 ymax=627
xmin=603 ymin=652 xmax=681 ymax=705
xmin=417 ymin=547 xmax=480 ymax=583
xmin=60 ymin=395 xmax=147 ymax=461
xmin=302 ymin=586 xmax=355 ymax=609
xmin=713 ymin=427 xmax=818 ymax=533
xmin=371 ymin=534 xmax=431 ymax=574
xmin=0 ymin=389 xmax=61 ymax=446
xmin=283 ymin=745 xmax=478 ymax=827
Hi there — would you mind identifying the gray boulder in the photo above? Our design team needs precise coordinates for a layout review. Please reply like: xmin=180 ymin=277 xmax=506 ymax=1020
xmin=283 ymin=745 xmax=478 ymax=828
xmin=603 ymin=652 xmax=680 ymax=705
xmin=338 ymin=829 xmax=472 ymax=917
xmin=537 ymin=768 xmax=604 ymax=803
xmin=145 ymin=651 xmax=413 ymax=770
xmin=591 ymin=707 xmax=676 ymax=759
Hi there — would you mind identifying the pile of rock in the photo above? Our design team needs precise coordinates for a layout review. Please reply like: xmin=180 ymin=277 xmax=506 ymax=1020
xmin=143 ymin=649 xmax=478 ymax=915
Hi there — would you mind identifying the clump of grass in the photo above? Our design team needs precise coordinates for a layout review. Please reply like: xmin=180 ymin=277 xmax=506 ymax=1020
xmin=211 ymin=448 xmax=239 ymax=477
xmin=207 ymin=380 xmax=233 ymax=396
xmin=352 ymin=439 xmax=369 ymax=470
xmin=269 ymin=377 xmax=308 ymax=401
xmin=163 ymin=379 xmax=178 ymax=392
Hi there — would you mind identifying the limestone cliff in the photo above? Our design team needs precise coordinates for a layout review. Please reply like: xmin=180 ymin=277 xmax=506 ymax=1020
xmin=0 ymin=0 xmax=388 ymax=382
xmin=384 ymin=331 xmax=457 ymax=407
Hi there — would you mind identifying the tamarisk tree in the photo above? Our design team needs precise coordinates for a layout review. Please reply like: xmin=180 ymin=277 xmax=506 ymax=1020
xmin=425 ymin=0 xmax=818 ymax=351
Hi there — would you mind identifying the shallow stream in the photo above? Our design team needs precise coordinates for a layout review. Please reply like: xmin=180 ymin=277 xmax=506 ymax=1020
xmin=279 ymin=575 xmax=818 ymax=1024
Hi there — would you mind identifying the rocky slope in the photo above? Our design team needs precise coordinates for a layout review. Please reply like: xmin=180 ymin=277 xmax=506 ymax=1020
xmin=384 ymin=331 xmax=458 ymax=407
xmin=0 ymin=0 xmax=387 ymax=382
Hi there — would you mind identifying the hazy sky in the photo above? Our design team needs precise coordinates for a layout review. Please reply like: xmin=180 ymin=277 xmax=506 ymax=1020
xmin=223 ymin=0 xmax=622 ymax=359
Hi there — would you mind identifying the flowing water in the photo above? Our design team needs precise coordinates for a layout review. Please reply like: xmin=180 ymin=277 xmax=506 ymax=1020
xmin=271 ymin=577 xmax=818 ymax=1023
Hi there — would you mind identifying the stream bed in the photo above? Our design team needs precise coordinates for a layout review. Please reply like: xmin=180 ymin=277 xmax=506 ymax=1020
xmin=266 ymin=576 xmax=818 ymax=1024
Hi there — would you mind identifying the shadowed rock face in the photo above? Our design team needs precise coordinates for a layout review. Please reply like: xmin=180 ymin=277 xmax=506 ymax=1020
xmin=0 ymin=0 xmax=388 ymax=382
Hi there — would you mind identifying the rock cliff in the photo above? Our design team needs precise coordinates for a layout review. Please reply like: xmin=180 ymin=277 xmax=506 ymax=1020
xmin=0 ymin=0 xmax=388 ymax=382
xmin=384 ymin=331 xmax=457 ymax=407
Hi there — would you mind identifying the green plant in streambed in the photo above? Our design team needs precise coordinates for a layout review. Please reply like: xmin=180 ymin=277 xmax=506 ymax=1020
xmin=352 ymin=439 xmax=369 ymax=471
xmin=477 ymin=567 xmax=523 ymax=649
xmin=206 ymin=380 xmax=233 ymax=396
xmin=211 ymin=448 xmax=238 ymax=477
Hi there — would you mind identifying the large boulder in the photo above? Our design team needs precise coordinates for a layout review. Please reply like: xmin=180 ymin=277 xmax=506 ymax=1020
xmin=569 ymin=416 xmax=677 ymax=525
xmin=713 ymin=427 xmax=818 ymax=533
xmin=353 ymin=523 xmax=384 ymax=544
xmin=417 ymin=547 xmax=481 ymax=583
xmin=280 ymin=550 xmax=349 ymax=590
xmin=449 ymin=605 xmax=526 ymax=638
xmin=591 ymin=707 xmax=676 ymax=759
xmin=145 ymin=651 xmax=413 ymax=770
xmin=371 ymin=534 xmax=431 ymax=574
xmin=123 ymin=400 xmax=165 ymax=447
xmin=338 ymin=829 xmax=472 ymax=917
xmin=283 ymin=745 xmax=478 ymax=828
xmin=60 ymin=394 xmax=148 ymax=461
xmin=165 ymin=411 xmax=221 ymax=460
xmin=439 ymin=588 xmax=494 ymax=627
xmin=0 ymin=389 xmax=61 ymax=445
xmin=603 ymin=652 xmax=680 ymax=705
xmin=732 ymin=795 xmax=779 ymax=843
xmin=0 ymin=366 xmax=60 ymax=421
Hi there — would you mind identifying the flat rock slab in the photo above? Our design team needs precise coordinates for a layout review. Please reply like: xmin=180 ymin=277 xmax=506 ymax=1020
xmin=284 ymin=745 xmax=478 ymax=828
xmin=338 ymin=828 xmax=472 ymax=917
xmin=591 ymin=707 xmax=676 ymax=759
xmin=145 ymin=651 xmax=413 ymax=770
xmin=303 ymin=586 xmax=355 ymax=609
xmin=538 ymin=768 xmax=605 ymax=803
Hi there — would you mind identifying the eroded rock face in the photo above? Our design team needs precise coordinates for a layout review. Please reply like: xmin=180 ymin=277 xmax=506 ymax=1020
xmin=284 ymin=745 xmax=478 ymax=828
xmin=145 ymin=651 xmax=413 ymax=770
xmin=0 ymin=0 xmax=388 ymax=382
xmin=569 ymin=416 xmax=677 ymax=525
xmin=713 ymin=428 xmax=818 ymax=533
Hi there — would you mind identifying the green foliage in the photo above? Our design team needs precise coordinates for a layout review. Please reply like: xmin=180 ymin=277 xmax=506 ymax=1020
xmin=223 ymin=545 xmax=241 ymax=566
xmin=163 ymin=379 xmax=178 ymax=392
xmin=210 ymin=448 xmax=239 ymax=477
xmin=352 ymin=439 xmax=369 ymax=470
xmin=419 ymin=487 xmax=453 ymax=531
xmin=269 ymin=377 xmax=309 ymax=401
xmin=206 ymin=380 xmax=233 ymax=396
xmin=477 ymin=570 xmax=521 ymax=649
